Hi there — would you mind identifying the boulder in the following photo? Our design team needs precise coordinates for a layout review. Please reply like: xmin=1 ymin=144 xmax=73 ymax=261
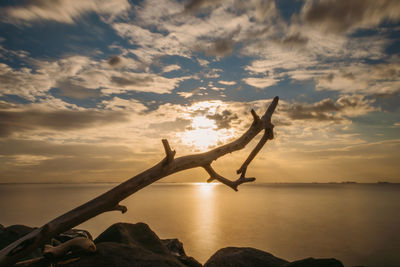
xmin=286 ymin=257 xmax=344 ymax=267
xmin=0 ymin=224 xmax=42 ymax=261
xmin=204 ymin=247 xmax=289 ymax=267
xmin=95 ymin=222 xmax=169 ymax=255
xmin=91 ymin=222 xmax=199 ymax=267
xmin=162 ymin=239 xmax=202 ymax=267
xmin=60 ymin=242 xmax=186 ymax=267
xmin=0 ymin=224 xmax=35 ymax=250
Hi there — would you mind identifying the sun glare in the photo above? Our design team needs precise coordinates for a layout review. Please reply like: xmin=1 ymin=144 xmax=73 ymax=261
xmin=196 ymin=182 xmax=217 ymax=194
xmin=179 ymin=101 xmax=236 ymax=150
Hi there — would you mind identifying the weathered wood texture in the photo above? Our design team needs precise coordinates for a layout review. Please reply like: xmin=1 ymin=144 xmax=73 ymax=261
xmin=0 ymin=96 xmax=279 ymax=266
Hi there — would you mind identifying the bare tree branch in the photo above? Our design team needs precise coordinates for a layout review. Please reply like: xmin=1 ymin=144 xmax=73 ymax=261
xmin=203 ymin=164 xmax=255 ymax=191
xmin=0 ymin=96 xmax=279 ymax=267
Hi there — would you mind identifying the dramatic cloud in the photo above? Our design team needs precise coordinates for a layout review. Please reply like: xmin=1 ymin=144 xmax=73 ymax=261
xmin=0 ymin=108 xmax=129 ymax=138
xmin=0 ymin=0 xmax=131 ymax=25
xmin=206 ymin=109 xmax=238 ymax=130
xmin=0 ymin=63 xmax=53 ymax=100
xmin=0 ymin=55 xmax=190 ymax=100
xmin=302 ymin=0 xmax=400 ymax=34
xmin=280 ymin=95 xmax=376 ymax=122
xmin=316 ymin=63 xmax=400 ymax=94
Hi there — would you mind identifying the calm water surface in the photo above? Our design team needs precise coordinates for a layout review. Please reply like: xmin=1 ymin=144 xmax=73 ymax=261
xmin=1 ymin=183 xmax=399 ymax=266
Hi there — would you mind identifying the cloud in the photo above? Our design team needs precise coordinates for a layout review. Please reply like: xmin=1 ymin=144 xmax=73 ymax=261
xmin=197 ymin=58 xmax=209 ymax=66
xmin=218 ymin=80 xmax=236 ymax=86
xmin=112 ymin=0 xmax=253 ymax=62
xmin=315 ymin=63 xmax=400 ymax=94
xmin=0 ymin=63 xmax=54 ymax=100
xmin=162 ymin=64 xmax=181 ymax=73
xmin=0 ymin=138 xmax=143 ymax=182
xmin=243 ymin=76 xmax=279 ymax=89
xmin=302 ymin=0 xmax=400 ymax=34
xmin=100 ymin=97 xmax=148 ymax=112
xmin=107 ymin=55 xmax=123 ymax=67
xmin=203 ymin=38 xmax=236 ymax=57
xmin=279 ymin=33 xmax=309 ymax=48
xmin=184 ymin=0 xmax=224 ymax=13
xmin=56 ymin=80 xmax=101 ymax=99
xmin=280 ymin=95 xmax=376 ymax=122
xmin=106 ymin=72 xmax=185 ymax=94
xmin=149 ymin=118 xmax=191 ymax=132
xmin=177 ymin=87 xmax=206 ymax=98
xmin=0 ymin=55 xmax=189 ymax=100
xmin=206 ymin=109 xmax=238 ymax=129
xmin=0 ymin=108 xmax=128 ymax=138
xmin=202 ymin=68 xmax=223 ymax=79
xmin=0 ymin=0 xmax=131 ymax=25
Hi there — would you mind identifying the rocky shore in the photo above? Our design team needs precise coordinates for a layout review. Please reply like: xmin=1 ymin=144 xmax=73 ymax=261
xmin=0 ymin=222 xmax=345 ymax=267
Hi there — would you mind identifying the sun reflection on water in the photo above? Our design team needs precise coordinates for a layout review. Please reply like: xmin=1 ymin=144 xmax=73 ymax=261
xmin=193 ymin=182 xmax=219 ymax=257
xmin=196 ymin=182 xmax=218 ymax=194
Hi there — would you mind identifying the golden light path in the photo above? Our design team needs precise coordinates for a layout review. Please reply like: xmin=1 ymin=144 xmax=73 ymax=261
xmin=179 ymin=101 xmax=236 ymax=150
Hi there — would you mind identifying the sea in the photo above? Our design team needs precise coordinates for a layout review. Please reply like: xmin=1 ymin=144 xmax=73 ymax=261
xmin=1 ymin=183 xmax=399 ymax=266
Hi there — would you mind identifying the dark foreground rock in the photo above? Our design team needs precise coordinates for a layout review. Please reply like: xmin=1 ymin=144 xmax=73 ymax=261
xmin=286 ymin=257 xmax=344 ymax=267
xmin=204 ymin=247 xmax=289 ymax=267
xmin=87 ymin=222 xmax=201 ymax=267
xmin=0 ymin=222 xmax=345 ymax=267
xmin=60 ymin=242 xmax=186 ymax=267
xmin=0 ymin=224 xmax=42 ymax=260
xmin=0 ymin=224 xmax=36 ymax=250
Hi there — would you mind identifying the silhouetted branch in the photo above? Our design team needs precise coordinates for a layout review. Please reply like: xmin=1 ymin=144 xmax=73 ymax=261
xmin=0 ymin=96 xmax=279 ymax=267
xmin=203 ymin=164 xmax=255 ymax=191
xmin=162 ymin=139 xmax=175 ymax=164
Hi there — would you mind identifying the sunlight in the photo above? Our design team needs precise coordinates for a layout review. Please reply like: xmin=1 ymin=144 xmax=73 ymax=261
xmin=195 ymin=182 xmax=218 ymax=195
xmin=179 ymin=101 xmax=236 ymax=150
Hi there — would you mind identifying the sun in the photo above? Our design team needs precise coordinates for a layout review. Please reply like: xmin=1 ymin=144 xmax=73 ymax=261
xmin=179 ymin=101 xmax=236 ymax=150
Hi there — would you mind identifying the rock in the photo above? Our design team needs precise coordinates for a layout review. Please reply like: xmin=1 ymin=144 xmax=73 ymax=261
xmin=204 ymin=247 xmax=289 ymax=267
xmin=95 ymin=222 xmax=170 ymax=255
xmin=0 ymin=224 xmax=42 ymax=261
xmin=286 ymin=257 xmax=344 ymax=267
xmin=93 ymin=222 xmax=200 ymax=267
xmin=162 ymin=239 xmax=186 ymax=257
xmin=0 ymin=224 xmax=35 ymax=250
xmin=162 ymin=239 xmax=202 ymax=267
xmin=0 ymin=222 xmax=347 ymax=267
xmin=60 ymin=242 xmax=186 ymax=267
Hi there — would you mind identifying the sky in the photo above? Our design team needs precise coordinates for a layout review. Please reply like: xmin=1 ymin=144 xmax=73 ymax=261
xmin=0 ymin=0 xmax=399 ymax=183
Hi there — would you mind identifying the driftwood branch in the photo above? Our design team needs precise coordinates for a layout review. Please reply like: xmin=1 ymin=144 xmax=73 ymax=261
xmin=0 ymin=96 xmax=279 ymax=266
xmin=203 ymin=164 xmax=255 ymax=191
